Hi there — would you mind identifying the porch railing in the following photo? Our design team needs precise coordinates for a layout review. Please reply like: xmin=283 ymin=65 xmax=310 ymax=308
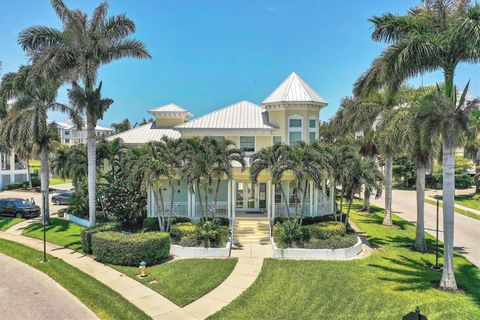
xmin=152 ymin=201 xmax=189 ymax=217
xmin=194 ymin=201 xmax=228 ymax=218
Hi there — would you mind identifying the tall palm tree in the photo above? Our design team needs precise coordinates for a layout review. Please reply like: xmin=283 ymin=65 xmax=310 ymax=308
xmin=353 ymin=0 xmax=480 ymax=290
xmin=67 ymin=81 xmax=112 ymax=226
xmin=0 ymin=65 xmax=81 ymax=224
xmin=357 ymin=129 xmax=379 ymax=211
xmin=211 ymin=139 xmax=246 ymax=219
xmin=250 ymin=144 xmax=291 ymax=217
xmin=343 ymin=155 xmax=384 ymax=227
xmin=403 ymin=88 xmax=441 ymax=252
xmin=19 ymin=0 xmax=151 ymax=227
xmin=376 ymin=107 xmax=409 ymax=226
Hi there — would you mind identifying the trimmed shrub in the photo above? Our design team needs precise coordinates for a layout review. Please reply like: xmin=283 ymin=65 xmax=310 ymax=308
xmin=302 ymin=234 xmax=358 ymax=249
xmin=5 ymin=182 xmax=24 ymax=190
xmin=196 ymin=221 xmax=229 ymax=248
xmin=91 ymin=231 xmax=170 ymax=266
xmin=80 ymin=222 xmax=121 ymax=254
xmin=170 ymin=222 xmax=198 ymax=242
xmin=273 ymin=219 xmax=304 ymax=248
xmin=142 ymin=217 xmax=192 ymax=231
xmin=305 ymin=222 xmax=346 ymax=239
xmin=455 ymin=174 xmax=474 ymax=189
xmin=273 ymin=214 xmax=344 ymax=226
xmin=426 ymin=173 xmax=474 ymax=189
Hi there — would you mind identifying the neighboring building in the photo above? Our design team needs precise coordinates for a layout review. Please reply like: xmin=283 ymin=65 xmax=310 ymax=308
xmin=0 ymin=150 xmax=28 ymax=190
xmin=108 ymin=72 xmax=334 ymax=221
xmin=48 ymin=120 xmax=113 ymax=145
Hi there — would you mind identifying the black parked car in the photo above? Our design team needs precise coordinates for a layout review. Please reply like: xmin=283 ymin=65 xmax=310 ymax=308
xmin=52 ymin=191 xmax=74 ymax=205
xmin=0 ymin=198 xmax=41 ymax=218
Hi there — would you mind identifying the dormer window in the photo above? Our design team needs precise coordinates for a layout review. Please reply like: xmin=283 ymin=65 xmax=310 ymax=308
xmin=288 ymin=116 xmax=303 ymax=144
xmin=240 ymin=136 xmax=255 ymax=154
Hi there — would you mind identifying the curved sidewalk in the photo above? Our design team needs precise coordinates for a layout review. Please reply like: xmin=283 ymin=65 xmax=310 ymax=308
xmin=1 ymin=220 xmax=264 ymax=320
xmin=0 ymin=252 xmax=97 ymax=320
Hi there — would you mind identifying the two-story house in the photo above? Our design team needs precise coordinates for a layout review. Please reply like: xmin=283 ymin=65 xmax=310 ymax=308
xmin=0 ymin=150 xmax=29 ymax=190
xmin=108 ymin=72 xmax=334 ymax=222
xmin=48 ymin=120 xmax=113 ymax=145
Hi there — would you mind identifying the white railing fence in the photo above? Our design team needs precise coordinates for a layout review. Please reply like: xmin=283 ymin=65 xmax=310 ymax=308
xmin=152 ymin=201 xmax=189 ymax=217
xmin=195 ymin=201 xmax=228 ymax=218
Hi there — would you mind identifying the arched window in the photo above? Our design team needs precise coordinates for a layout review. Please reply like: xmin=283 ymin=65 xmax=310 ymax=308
xmin=288 ymin=115 xmax=303 ymax=144
xmin=308 ymin=116 xmax=318 ymax=144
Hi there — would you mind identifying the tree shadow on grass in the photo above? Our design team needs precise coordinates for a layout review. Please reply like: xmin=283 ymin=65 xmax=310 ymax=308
xmin=369 ymin=254 xmax=480 ymax=305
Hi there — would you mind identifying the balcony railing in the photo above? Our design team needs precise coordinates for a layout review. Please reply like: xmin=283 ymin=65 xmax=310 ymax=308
xmin=195 ymin=201 xmax=228 ymax=218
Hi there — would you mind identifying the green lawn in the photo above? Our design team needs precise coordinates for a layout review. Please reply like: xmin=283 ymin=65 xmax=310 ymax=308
xmin=0 ymin=217 xmax=24 ymax=231
xmin=452 ymin=194 xmax=480 ymax=211
xmin=50 ymin=177 xmax=72 ymax=185
xmin=211 ymin=203 xmax=480 ymax=320
xmin=0 ymin=239 xmax=149 ymax=320
xmin=425 ymin=198 xmax=480 ymax=220
xmin=22 ymin=218 xmax=84 ymax=251
xmin=113 ymin=258 xmax=238 ymax=307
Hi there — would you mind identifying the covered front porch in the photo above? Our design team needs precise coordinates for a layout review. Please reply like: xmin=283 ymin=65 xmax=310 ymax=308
xmin=146 ymin=177 xmax=334 ymax=222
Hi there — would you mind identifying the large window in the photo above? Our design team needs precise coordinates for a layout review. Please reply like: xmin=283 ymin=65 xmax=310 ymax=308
xmin=240 ymin=136 xmax=255 ymax=153
xmin=308 ymin=117 xmax=317 ymax=144
xmin=288 ymin=116 xmax=303 ymax=144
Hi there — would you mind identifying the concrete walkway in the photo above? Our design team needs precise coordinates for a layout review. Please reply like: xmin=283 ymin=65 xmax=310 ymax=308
xmin=371 ymin=189 xmax=480 ymax=267
xmin=1 ymin=220 xmax=266 ymax=320
xmin=0 ymin=252 xmax=97 ymax=320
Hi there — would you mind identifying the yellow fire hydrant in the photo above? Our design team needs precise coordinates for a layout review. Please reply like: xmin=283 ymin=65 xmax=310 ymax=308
xmin=139 ymin=261 xmax=148 ymax=277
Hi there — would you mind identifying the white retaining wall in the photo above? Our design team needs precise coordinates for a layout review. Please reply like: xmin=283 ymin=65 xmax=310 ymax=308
xmin=272 ymin=237 xmax=362 ymax=260
xmin=170 ymin=242 xmax=231 ymax=258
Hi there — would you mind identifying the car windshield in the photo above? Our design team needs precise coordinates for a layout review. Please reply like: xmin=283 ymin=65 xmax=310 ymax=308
xmin=13 ymin=199 xmax=33 ymax=206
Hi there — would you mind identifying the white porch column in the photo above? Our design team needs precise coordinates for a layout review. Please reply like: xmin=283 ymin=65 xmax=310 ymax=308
xmin=266 ymin=180 xmax=272 ymax=221
xmin=231 ymin=180 xmax=236 ymax=219
xmin=271 ymin=183 xmax=276 ymax=221
xmin=147 ymin=186 xmax=152 ymax=217
xmin=227 ymin=179 xmax=232 ymax=219
xmin=314 ymin=186 xmax=319 ymax=216
xmin=187 ymin=187 xmax=192 ymax=219
xmin=322 ymin=179 xmax=326 ymax=196
xmin=191 ymin=184 xmax=196 ymax=220
xmin=309 ymin=181 xmax=314 ymax=216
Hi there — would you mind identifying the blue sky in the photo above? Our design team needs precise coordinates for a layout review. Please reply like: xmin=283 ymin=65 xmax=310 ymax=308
xmin=1 ymin=0 xmax=479 ymax=127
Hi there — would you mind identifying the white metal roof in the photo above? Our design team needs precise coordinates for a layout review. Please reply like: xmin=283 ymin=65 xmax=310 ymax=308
xmin=106 ymin=122 xmax=180 ymax=144
xmin=47 ymin=119 xmax=112 ymax=131
xmin=262 ymin=72 xmax=327 ymax=105
xmin=148 ymin=103 xmax=192 ymax=116
xmin=174 ymin=100 xmax=277 ymax=130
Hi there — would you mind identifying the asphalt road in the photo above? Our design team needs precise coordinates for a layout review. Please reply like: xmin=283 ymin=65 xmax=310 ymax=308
xmin=371 ymin=189 xmax=480 ymax=267
xmin=0 ymin=253 xmax=97 ymax=320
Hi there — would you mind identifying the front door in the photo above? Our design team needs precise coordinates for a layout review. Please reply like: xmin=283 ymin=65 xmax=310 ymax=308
xmin=235 ymin=182 xmax=267 ymax=212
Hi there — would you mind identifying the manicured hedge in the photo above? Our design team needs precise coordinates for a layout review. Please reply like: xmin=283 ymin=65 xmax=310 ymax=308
xmin=302 ymin=234 xmax=358 ymax=249
xmin=425 ymin=173 xmax=474 ymax=189
xmin=170 ymin=222 xmax=197 ymax=242
xmin=80 ymin=222 xmax=121 ymax=254
xmin=5 ymin=182 xmax=24 ymax=190
xmin=304 ymin=222 xmax=346 ymax=239
xmin=92 ymin=231 xmax=170 ymax=266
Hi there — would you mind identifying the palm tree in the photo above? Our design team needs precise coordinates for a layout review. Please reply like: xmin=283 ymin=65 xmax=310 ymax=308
xmin=405 ymin=89 xmax=441 ymax=252
xmin=376 ymin=107 xmax=409 ymax=226
xmin=19 ymin=0 xmax=151 ymax=227
xmin=111 ymin=118 xmax=132 ymax=134
xmin=211 ymin=139 xmax=246 ymax=219
xmin=0 ymin=65 xmax=82 ymax=224
xmin=353 ymin=0 xmax=480 ymax=290
xmin=343 ymin=155 xmax=384 ymax=227
xmin=130 ymin=143 xmax=169 ymax=231
xmin=288 ymin=142 xmax=326 ymax=220
xmin=357 ymin=129 xmax=379 ymax=211
xmin=250 ymin=144 xmax=291 ymax=217
xmin=67 ymin=82 xmax=112 ymax=226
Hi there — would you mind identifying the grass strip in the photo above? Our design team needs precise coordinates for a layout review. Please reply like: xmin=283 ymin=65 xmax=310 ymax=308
xmin=0 ymin=239 xmax=150 ymax=320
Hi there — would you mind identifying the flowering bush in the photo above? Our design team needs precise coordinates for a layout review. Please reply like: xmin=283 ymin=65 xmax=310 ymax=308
xmin=99 ymin=181 xmax=147 ymax=230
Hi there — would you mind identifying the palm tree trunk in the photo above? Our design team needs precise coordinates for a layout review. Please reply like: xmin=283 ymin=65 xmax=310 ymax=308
xmin=439 ymin=140 xmax=458 ymax=290
xmin=86 ymin=115 xmax=97 ymax=227
xmin=167 ymin=182 xmax=174 ymax=232
xmin=26 ymin=158 xmax=32 ymax=189
xmin=300 ymin=180 xmax=309 ymax=224
xmin=339 ymin=186 xmax=344 ymax=222
xmin=204 ymin=184 xmax=209 ymax=220
xmin=39 ymin=144 xmax=50 ymax=225
xmin=330 ymin=175 xmax=337 ymax=222
xmin=362 ymin=188 xmax=370 ymax=212
xmin=414 ymin=166 xmax=427 ymax=252
xmin=196 ymin=180 xmax=204 ymax=219
xmin=154 ymin=189 xmax=165 ymax=231
xmin=157 ymin=188 xmax=166 ymax=231
xmin=344 ymin=197 xmax=353 ymax=227
xmin=383 ymin=155 xmax=393 ymax=226
xmin=213 ymin=178 xmax=221 ymax=219
xmin=279 ymin=183 xmax=290 ymax=217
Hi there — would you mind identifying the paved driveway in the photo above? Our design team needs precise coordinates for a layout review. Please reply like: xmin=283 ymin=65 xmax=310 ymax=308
xmin=371 ymin=189 xmax=480 ymax=267
xmin=0 ymin=253 xmax=97 ymax=320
